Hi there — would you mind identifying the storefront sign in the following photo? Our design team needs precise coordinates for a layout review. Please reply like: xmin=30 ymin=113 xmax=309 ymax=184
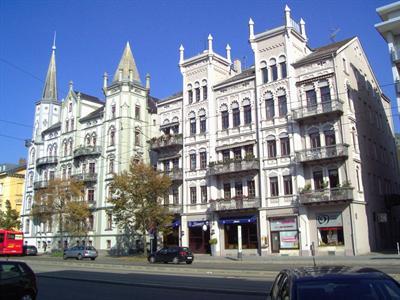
xmin=279 ymin=231 xmax=299 ymax=249
xmin=270 ymin=217 xmax=297 ymax=231
xmin=316 ymin=212 xmax=342 ymax=228
xmin=188 ymin=220 xmax=209 ymax=228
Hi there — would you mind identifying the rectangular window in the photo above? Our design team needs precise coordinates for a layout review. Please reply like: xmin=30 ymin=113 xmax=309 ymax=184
xmin=89 ymin=163 xmax=95 ymax=174
xmin=271 ymin=64 xmax=278 ymax=81
xmin=201 ymin=186 xmax=207 ymax=203
xmin=222 ymin=111 xmax=229 ymax=129
xmin=172 ymin=158 xmax=179 ymax=170
xmin=172 ymin=188 xmax=179 ymax=205
xmin=245 ymin=145 xmax=254 ymax=158
xmin=190 ymin=118 xmax=196 ymax=135
xmin=135 ymin=105 xmax=140 ymax=120
xmin=135 ymin=130 xmax=141 ymax=146
xmin=224 ymin=183 xmax=231 ymax=199
xmin=313 ymin=171 xmax=324 ymax=190
xmin=222 ymin=150 xmax=230 ymax=162
xmin=106 ymin=213 xmax=112 ymax=230
xmin=188 ymin=90 xmax=193 ymax=104
xmin=306 ymin=90 xmax=317 ymax=108
xmin=202 ymin=85 xmax=207 ymax=100
xmin=235 ymin=182 xmax=243 ymax=198
xmin=164 ymin=160 xmax=170 ymax=172
xmin=310 ymin=133 xmax=321 ymax=149
xmin=247 ymin=180 xmax=256 ymax=198
xmin=278 ymin=95 xmax=287 ymax=117
xmin=200 ymin=152 xmax=207 ymax=169
xmin=200 ymin=116 xmax=206 ymax=133
xmin=87 ymin=189 xmax=95 ymax=202
xmin=262 ymin=67 xmax=268 ymax=83
xmin=190 ymin=187 xmax=197 ymax=204
xmin=270 ymin=177 xmax=279 ymax=197
xmin=195 ymin=88 xmax=200 ymax=102
xmin=280 ymin=62 xmax=287 ymax=78
xmin=89 ymin=215 xmax=94 ymax=231
xmin=244 ymin=105 xmax=252 ymax=124
xmin=190 ymin=153 xmax=196 ymax=171
xmin=233 ymin=147 xmax=241 ymax=160
xmin=328 ymin=169 xmax=339 ymax=188
xmin=233 ymin=108 xmax=240 ymax=127
xmin=266 ymin=98 xmax=274 ymax=119
xmin=111 ymin=105 xmax=116 ymax=118
xmin=283 ymin=176 xmax=293 ymax=195
xmin=320 ymin=86 xmax=331 ymax=102
xmin=267 ymin=140 xmax=277 ymax=158
xmin=280 ymin=137 xmax=290 ymax=156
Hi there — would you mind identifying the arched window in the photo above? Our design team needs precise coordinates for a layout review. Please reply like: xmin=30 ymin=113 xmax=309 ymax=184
xmin=53 ymin=144 xmax=57 ymax=156
xmin=264 ymin=92 xmax=274 ymax=120
xmin=243 ymin=98 xmax=252 ymax=124
xmin=70 ymin=118 xmax=74 ymax=131
xmin=135 ymin=129 xmax=141 ymax=146
xmin=86 ymin=134 xmax=91 ymax=146
xmin=202 ymin=80 xmax=208 ymax=100
xmin=109 ymin=127 xmax=115 ymax=146
xmin=63 ymin=141 xmax=68 ymax=156
xmin=347 ymin=84 xmax=353 ymax=112
xmin=29 ymin=172 xmax=33 ymax=187
xmin=69 ymin=139 xmax=73 ymax=156
xmin=277 ymin=89 xmax=287 ymax=117
xmin=65 ymin=119 xmax=69 ymax=132
xmin=260 ymin=61 xmax=268 ymax=84
xmin=323 ymin=125 xmax=336 ymax=146
xmin=308 ymin=128 xmax=320 ymax=149
xmin=232 ymin=102 xmax=240 ymax=127
xmin=269 ymin=58 xmax=278 ymax=81
xmin=111 ymin=104 xmax=116 ymax=119
xmin=27 ymin=196 xmax=32 ymax=210
xmin=48 ymin=145 xmax=53 ymax=157
xmin=194 ymin=82 xmax=200 ymax=102
xmin=199 ymin=109 xmax=206 ymax=133
xmin=221 ymin=104 xmax=229 ymax=129
xmin=279 ymin=55 xmax=287 ymax=79
xmin=189 ymin=111 xmax=196 ymax=135
xmin=109 ymin=157 xmax=115 ymax=173
xmin=187 ymin=84 xmax=193 ymax=104
xmin=92 ymin=133 xmax=97 ymax=146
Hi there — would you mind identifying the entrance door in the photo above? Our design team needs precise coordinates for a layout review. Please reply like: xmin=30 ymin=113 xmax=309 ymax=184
xmin=271 ymin=232 xmax=280 ymax=253
xmin=189 ymin=227 xmax=210 ymax=254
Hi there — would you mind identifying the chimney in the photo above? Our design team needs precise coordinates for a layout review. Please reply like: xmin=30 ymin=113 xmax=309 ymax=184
xmin=233 ymin=59 xmax=242 ymax=74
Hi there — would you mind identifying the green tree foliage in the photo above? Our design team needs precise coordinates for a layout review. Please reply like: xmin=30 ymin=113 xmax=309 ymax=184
xmin=31 ymin=178 xmax=88 ymax=248
xmin=109 ymin=160 xmax=172 ymax=256
xmin=0 ymin=200 xmax=21 ymax=230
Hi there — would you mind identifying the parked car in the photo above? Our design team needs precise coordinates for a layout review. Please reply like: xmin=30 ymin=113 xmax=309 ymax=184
xmin=23 ymin=245 xmax=38 ymax=256
xmin=63 ymin=246 xmax=98 ymax=260
xmin=148 ymin=246 xmax=193 ymax=264
xmin=0 ymin=261 xmax=38 ymax=300
xmin=268 ymin=266 xmax=400 ymax=300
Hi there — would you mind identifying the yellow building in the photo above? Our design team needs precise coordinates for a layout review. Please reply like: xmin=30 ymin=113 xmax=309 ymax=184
xmin=0 ymin=164 xmax=26 ymax=215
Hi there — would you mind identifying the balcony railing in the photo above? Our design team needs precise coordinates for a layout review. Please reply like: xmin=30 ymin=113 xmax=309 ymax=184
xmin=299 ymin=187 xmax=354 ymax=205
xmin=295 ymin=144 xmax=349 ymax=163
xmin=73 ymin=146 xmax=102 ymax=159
xmin=208 ymin=158 xmax=260 ymax=176
xmin=149 ymin=134 xmax=183 ymax=151
xmin=72 ymin=172 xmax=98 ymax=182
xmin=210 ymin=197 xmax=260 ymax=211
xmin=292 ymin=99 xmax=343 ymax=121
xmin=33 ymin=180 xmax=49 ymax=190
xmin=164 ymin=204 xmax=182 ymax=214
xmin=164 ymin=168 xmax=183 ymax=181
xmin=36 ymin=156 xmax=58 ymax=167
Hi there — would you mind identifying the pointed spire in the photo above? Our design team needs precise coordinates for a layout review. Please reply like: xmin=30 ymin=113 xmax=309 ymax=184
xmin=113 ymin=42 xmax=141 ymax=84
xmin=179 ymin=44 xmax=185 ymax=64
xmin=285 ymin=5 xmax=291 ymax=27
xmin=299 ymin=18 xmax=307 ymax=40
xmin=249 ymin=18 xmax=255 ymax=39
xmin=42 ymin=34 xmax=58 ymax=101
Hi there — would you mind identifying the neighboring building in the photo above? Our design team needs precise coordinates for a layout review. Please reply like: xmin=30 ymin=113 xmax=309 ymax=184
xmin=20 ymin=41 xmax=157 ymax=251
xmin=22 ymin=6 xmax=400 ymax=255
xmin=154 ymin=6 xmax=400 ymax=256
xmin=376 ymin=1 xmax=400 ymax=113
xmin=0 ymin=162 xmax=26 ymax=215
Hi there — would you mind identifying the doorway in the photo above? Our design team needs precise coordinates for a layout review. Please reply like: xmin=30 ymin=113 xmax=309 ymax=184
xmin=271 ymin=232 xmax=280 ymax=253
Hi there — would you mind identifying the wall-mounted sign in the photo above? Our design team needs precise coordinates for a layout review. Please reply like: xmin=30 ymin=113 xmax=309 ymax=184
xmin=270 ymin=217 xmax=297 ymax=231
xmin=316 ymin=212 xmax=342 ymax=228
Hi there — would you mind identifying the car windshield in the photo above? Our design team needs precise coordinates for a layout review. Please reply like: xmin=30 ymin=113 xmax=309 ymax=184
xmin=296 ymin=278 xmax=400 ymax=300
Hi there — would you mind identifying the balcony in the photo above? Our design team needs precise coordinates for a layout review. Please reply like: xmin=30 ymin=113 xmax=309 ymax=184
xmin=164 ymin=204 xmax=182 ymax=214
xmin=292 ymin=99 xmax=343 ymax=122
xmin=208 ymin=158 xmax=260 ymax=176
xmin=36 ymin=156 xmax=58 ymax=167
xmin=299 ymin=187 xmax=354 ymax=205
xmin=210 ymin=197 xmax=260 ymax=211
xmin=72 ymin=172 xmax=98 ymax=182
xmin=33 ymin=180 xmax=49 ymax=190
xmin=73 ymin=146 xmax=102 ymax=159
xmin=164 ymin=168 xmax=183 ymax=181
xmin=295 ymin=144 xmax=349 ymax=164
xmin=149 ymin=134 xmax=183 ymax=152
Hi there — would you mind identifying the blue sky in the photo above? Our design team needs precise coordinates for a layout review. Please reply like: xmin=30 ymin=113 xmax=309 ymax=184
xmin=0 ymin=0 xmax=398 ymax=164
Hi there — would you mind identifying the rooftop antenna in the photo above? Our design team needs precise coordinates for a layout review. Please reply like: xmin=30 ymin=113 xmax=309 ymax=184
xmin=329 ymin=27 xmax=340 ymax=43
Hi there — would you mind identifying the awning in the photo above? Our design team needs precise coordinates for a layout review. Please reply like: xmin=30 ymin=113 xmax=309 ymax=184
xmin=188 ymin=220 xmax=209 ymax=228
xmin=172 ymin=219 xmax=181 ymax=228
xmin=215 ymin=139 xmax=256 ymax=151
xmin=218 ymin=215 xmax=257 ymax=225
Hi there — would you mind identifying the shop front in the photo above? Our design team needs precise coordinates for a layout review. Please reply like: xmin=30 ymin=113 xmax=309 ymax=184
xmin=315 ymin=212 xmax=345 ymax=254
xmin=219 ymin=216 xmax=258 ymax=256
xmin=164 ymin=219 xmax=180 ymax=247
xmin=188 ymin=220 xmax=210 ymax=254
xmin=269 ymin=216 xmax=299 ymax=255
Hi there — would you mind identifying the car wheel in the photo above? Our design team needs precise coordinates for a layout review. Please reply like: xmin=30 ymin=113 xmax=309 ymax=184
xmin=149 ymin=256 xmax=156 ymax=264
xmin=20 ymin=293 xmax=34 ymax=300
xmin=77 ymin=254 xmax=82 ymax=260
xmin=172 ymin=257 xmax=179 ymax=264
xmin=90 ymin=257 xmax=96 ymax=261
xmin=186 ymin=261 xmax=193 ymax=264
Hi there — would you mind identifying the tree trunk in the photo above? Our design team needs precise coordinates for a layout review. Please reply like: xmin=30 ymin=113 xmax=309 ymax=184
xmin=142 ymin=228 xmax=147 ymax=257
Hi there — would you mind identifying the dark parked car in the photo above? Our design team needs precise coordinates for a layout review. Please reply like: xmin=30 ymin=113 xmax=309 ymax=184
xmin=148 ymin=246 xmax=193 ymax=264
xmin=63 ymin=246 xmax=98 ymax=260
xmin=268 ymin=266 xmax=400 ymax=300
xmin=23 ymin=245 xmax=38 ymax=256
xmin=0 ymin=261 xmax=38 ymax=300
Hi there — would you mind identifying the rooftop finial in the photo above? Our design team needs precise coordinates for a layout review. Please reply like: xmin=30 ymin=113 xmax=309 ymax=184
xmin=249 ymin=18 xmax=255 ymax=39
xmin=179 ymin=44 xmax=184 ymax=64
xmin=300 ymin=18 xmax=307 ymax=40
xmin=285 ymin=5 xmax=291 ymax=27
xmin=208 ymin=34 xmax=213 ymax=53
xmin=226 ymin=44 xmax=231 ymax=62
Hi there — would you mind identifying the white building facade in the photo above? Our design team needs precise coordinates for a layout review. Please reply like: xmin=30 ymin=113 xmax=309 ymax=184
xmin=22 ymin=6 xmax=400 ymax=255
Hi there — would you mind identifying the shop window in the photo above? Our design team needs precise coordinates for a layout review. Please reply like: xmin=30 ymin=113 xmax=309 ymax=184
xmin=317 ymin=212 xmax=344 ymax=246
xmin=270 ymin=217 xmax=299 ymax=251
xmin=224 ymin=223 xmax=258 ymax=249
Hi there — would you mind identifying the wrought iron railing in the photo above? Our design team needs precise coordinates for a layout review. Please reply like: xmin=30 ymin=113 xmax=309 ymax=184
xmin=71 ymin=173 xmax=98 ymax=182
xmin=292 ymin=99 xmax=343 ymax=120
xmin=299 ymin=187 xmax=353 ymax=204
xmin=149 ymin=134 xmax=183 ymax=150
xmin=208 ymin=158 xmax=259 ymax=176
xmin=295 ymin=144 xmax=349 ymax=163
xmin=36 ymin=156 xmax=58 ymax=167
xmin=210 ymin=197 xmax=260 ymax=211
xmin=73 ymin=146 xmax=102 ymax=158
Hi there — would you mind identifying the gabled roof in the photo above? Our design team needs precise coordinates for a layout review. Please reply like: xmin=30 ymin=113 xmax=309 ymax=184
xmin=214 ymin=67 xmax=255 ymax=88
xmin=159 ymin=91 xmax=183 ymax=103
xmin=42 ymin=121 xmax=61 ymax=135
xmin=74 ymin=91 xmax=103 ymax=104
xmin=113 ymin=42 xmax=141 ymax=84
xmin=294 ymin=37 xmax=355 ymax=66
xmin=79 ymin=106 xmax=104 ymax=123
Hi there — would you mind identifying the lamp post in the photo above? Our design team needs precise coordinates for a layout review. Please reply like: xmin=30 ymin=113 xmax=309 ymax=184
xmin=237 ymin=225 xmax=242 ymax=260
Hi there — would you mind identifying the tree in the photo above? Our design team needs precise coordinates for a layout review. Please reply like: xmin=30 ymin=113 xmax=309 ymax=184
xmin=109 ymin=160 xmax=172 ymax=256
xmin=0 ymin=200 xmax=21 ymax=230
xmin=31 ymin=178 xmax=88 ymax=248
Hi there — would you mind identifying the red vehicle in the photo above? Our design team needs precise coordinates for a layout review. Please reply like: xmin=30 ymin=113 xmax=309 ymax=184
xmin=0 ymin=229 xmax=24 ymax=255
